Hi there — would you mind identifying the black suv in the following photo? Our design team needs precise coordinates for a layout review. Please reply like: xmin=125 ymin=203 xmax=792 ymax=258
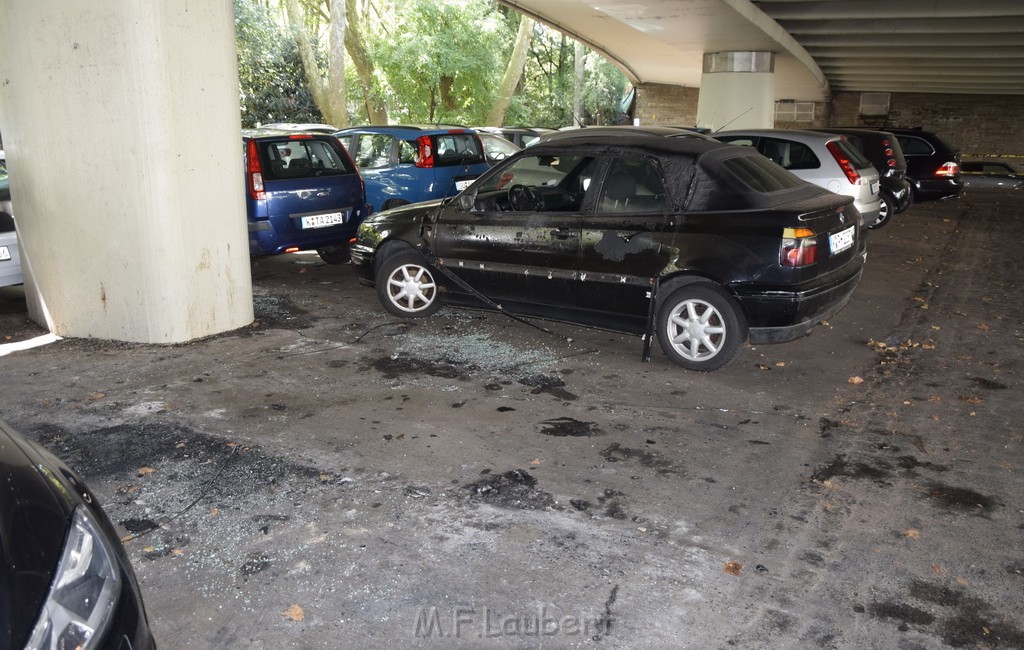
xmin=817 ymin=128 xmax=912 ymax=228
xmin=885 ymin=127 xmax=963 ymax=202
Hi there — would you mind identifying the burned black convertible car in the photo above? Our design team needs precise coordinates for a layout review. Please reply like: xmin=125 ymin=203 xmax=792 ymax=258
xmin=1 ymin=419 xmax=155 ymax=649
xmin=351 ymin=136 xmax=867 ymax=371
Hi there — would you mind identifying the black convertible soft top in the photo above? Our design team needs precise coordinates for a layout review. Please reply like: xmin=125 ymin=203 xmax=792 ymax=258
xmin=526 ymin=135 xmax=836 ymax=212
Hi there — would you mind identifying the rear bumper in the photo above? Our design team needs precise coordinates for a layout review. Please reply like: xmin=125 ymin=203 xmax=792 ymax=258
xmin=910 ymin=177 xmax=963 ymax=202
xmin=735 ymin=259 xmax=864 ymax=344
xmin=248 ymin=209 xmax=367 ymax=256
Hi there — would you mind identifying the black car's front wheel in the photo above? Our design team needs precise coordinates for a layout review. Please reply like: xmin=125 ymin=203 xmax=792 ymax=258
xmin=657 ymin=284 xmax=747 ymax=371
xmin=376 ymin=250 xmax=441 ymax=318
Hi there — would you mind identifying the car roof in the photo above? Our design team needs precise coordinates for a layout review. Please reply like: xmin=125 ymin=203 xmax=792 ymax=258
xmin=241 ymin=128 xmax=339 ymax=140
xmin=335 ymin=125 xmax=476 ymax=135
xmin=538 ymin=125 xmax=717 ymax=143
xmin=715 ymin=128 xmax=843 ymax=144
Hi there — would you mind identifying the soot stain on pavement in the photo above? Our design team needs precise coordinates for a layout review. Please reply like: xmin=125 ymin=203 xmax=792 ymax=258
xmin=866 ymin=602 xmax=936 ymax=630
xmin=251 ymin=294 xmax=317 ymax=330
xmin=463 ymin=469 xmax=556 ymax=510
xmin=970 ymin=376 xmax=1009 ymax=390
xmin=518 ymin=374 xmax=578 ymax=401
xmin=811 ymin=454 xmax=892 ymax=484
xmin=907 ymin=580 xmax=1024 ymax=647
xmin=368 ymin=356 xmax=478 ymax=381
xmin=599 ymin=443 xmax=675 ymax=473
xmin=538 ymin=417 xmax=600 ymax=437
xmin=923 ymin=483 xmax=999 ymax=514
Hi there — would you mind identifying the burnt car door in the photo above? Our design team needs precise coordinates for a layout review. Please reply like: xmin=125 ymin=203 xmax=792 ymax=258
xmin=430 ymin=153 xmax=600 ymax=314
xmin=576 ymin=155 xmax=677 ymax=331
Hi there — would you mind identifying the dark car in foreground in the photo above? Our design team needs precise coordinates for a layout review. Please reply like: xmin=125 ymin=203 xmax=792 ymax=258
xmin=0 ymin=419 xmax=155 ymax=649
xmin=816 ymin=127 xmax=912 ymax=228
xmin=960 ymin=161 xmax=1024 ymax=190
xmin=351 ymin=136 xmax=866 ymax=371
xmin=243 ymin=129 xmax=369 ymax=264
xmin=884 ymin=126 xmax=963 ymax=202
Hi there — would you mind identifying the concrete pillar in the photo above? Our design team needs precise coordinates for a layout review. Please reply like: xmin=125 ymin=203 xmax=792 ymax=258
xmin=0 ymin=0 xmax=253 ymax=343
xmin=696 ymin=51 xmax=776 ymax=132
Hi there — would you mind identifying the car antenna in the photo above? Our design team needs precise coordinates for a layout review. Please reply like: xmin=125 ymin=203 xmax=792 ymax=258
xmin=712 ymin=107 xmax=754 ymax=134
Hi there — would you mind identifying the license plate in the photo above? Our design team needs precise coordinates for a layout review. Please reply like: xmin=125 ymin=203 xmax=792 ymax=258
xmin=455 ymin=179 xmax=474 ymax=191
xmin=829 ymin=225 xmax=855 ymax=254
xmin=871 ymin=181 xmax=879 ymax=195
xmin=0 ymin=246 xmax=9 ymax=261
xmin=300 ymin=212 xmax=347 ymax=229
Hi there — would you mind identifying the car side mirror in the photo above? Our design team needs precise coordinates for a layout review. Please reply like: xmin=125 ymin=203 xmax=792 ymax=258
xmin=456 ymin=192 xmax=476 ymax=212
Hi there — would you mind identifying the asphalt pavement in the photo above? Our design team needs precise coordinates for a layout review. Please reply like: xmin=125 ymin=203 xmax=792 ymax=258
xmin=1 ymin=190 xmax=1021 ymax=649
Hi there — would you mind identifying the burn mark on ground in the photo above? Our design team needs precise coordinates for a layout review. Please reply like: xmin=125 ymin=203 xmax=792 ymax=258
xmin=239 ymin=553 xmax=272 ymax=579
xmin=251 ymin=294 xmax=317 ymax=330
xmin=923 ymin=483 xmax=999 ymax=514
xmin=121 ymin=517 xmax=160 ymax=534
xmin=819 ymin=417 xmax=842 ymax=438
xmin=895 ymin=456 xmax=949 ymax=476
xmin=538 ymin=417 xmax=600 ymax=437
xmin=463 ymin=469 xmax=555 ymax=510
xmin=518 ymin=374 xmax=578 ymax=401
xmin=368 ymin=356 xmax=478 ymax=381
xmin=970 ymin=376 xmax=1008 ymax=390
xmin=866 ymin=602 xmax=936 ymax=629
xmin=907 ymin=580 xmax=1024 ymax=647
xmin=811 ymin=454 xmax=891 ymax=484
xmin=599 ymin=443 xmax=675 ymax=473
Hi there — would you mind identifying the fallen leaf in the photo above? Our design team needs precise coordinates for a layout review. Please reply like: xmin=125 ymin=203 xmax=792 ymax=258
xmin=319 ymin=473 xmax=331 ymax=482
xmin=756 ymin=363 xmax=771 ymax=370
xmin=143 ymin=546 xmax=156 ymax=553
xmin=172 ymin=548 xmax=185 ymax=556
xmin=210 ymin=508 xmax=220 ymax=517
xmin=912 ymin=296 xmax=926 ymax=303
xmin=137 ymin=467 xmax=155 ymax=476
xmin=298 ymin=268 xmax=307 ymax=274
xmin=931 ymin=325 xmax=942 ymax=331
xmin=85 ymin=392 xmax=106 ymax=401
xmin=977 ymin=323 xmax=990 ymax=331
xmin=175 ymin=442 xmax=186 ymax=449
xmin=283 ymin=604 xmax=305 ymax=621
xmin=848 ymin=376 xmax=864 ymax=385
xmin=931 ymin=564 xmax=947 ymax=576
xmin=530 ymin=458 xmax=542 ymax=465
xmin=775 ymin=362 xmax=785 ymax=367
xmin=959 ymin=396 xmax=983 ymax=405
xmin=903 ymin=529 xmax=921 ymax=539
xmin=120 ymin=534 xmax=133 ymax=543
xmin=724 ymin=561 xmax=743 ymax=576
xmin=956 ymin=576 xmax=969 ymax=586
xmin=226 ymin=442 xmax=240 ymax=447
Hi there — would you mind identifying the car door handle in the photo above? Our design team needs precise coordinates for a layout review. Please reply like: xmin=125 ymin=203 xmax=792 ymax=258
xmin=551 ymin=228 xmax=578 ymax=240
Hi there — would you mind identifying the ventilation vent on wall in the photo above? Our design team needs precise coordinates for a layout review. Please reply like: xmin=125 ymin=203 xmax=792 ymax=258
xmin=775 ymin=101 xmax=815 ymax=122
xmin=859 ymin=92 xmax=890 ymax=116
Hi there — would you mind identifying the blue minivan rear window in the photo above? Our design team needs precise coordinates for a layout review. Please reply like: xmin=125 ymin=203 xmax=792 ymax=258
xmin=256 ymin=138 xmax=355 ymax=180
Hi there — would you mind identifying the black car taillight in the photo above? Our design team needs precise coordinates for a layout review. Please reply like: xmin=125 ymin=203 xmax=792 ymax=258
xmin=415 ymin=135 xmax=435 ymax=168
xmin=826 ymin=141 xmax=861 ymax=185
xmin=781 ymin=228 xmax=817 ymax=267
xmin=246 ymin=139 xmax=265 ymax=201
xmin=935 ymin=162 xmax=959 ymax=177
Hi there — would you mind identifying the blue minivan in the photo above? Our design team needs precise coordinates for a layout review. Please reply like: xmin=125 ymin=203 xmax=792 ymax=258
xmin=243 ymin=130 xmax=370 ymax=264
xmin=334 ymin=125 xmax=490 ymax=213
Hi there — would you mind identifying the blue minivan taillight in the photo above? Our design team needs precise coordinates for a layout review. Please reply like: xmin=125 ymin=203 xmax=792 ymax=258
xmin=246 ymin=139 xmax=265 ymax=201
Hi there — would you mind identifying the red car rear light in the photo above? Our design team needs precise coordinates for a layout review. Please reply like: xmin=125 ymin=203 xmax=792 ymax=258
xmin=826 ymin=141 xmax=861 ymax=185
xmin=415 ymin=135 xmax=435 ymax=168
xmin=781 ymin=227 xmax=817 ymax=267
xmin=288 ymin=134 xmax=313 ymax=140
xmin=935 ymin=162 xmax=959 ymax=177
xmin=246 ymin=139 xmax=266 ymax=201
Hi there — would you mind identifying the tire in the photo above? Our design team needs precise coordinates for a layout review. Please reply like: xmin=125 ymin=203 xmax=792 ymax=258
xmin=656 ymin=284 xmax=747 ymax=371
xmin=870 ymin=192 xmax=894 ymax=229
xmin=317 ymin=246 xmax=351 ymax=265
xmin=381 ymin=198 xmax=409 ymax=211
xmin=375 ymin=249 xmax=441 ymax=318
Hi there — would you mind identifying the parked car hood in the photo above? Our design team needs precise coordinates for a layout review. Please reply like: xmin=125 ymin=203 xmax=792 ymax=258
xmin=0 ymin=422 xmax=76 ymax=650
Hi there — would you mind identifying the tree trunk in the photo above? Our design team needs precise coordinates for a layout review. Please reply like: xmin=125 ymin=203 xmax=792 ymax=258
xmin=327 ymin=0 xmax=349 ymax=127
xmin=345 ymin=0 xmax=388 ymax=124
xmin=485 ymin=15 xmax=534 ymax=125
xmin=573 ymin=40 xmax=585 ymax=127
xmin=284 ymin=0 xmax=347 ymax=127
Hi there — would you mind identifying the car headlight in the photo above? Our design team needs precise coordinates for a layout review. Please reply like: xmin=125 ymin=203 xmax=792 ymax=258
xmin=25 ymin=505 xmax=122 ymax=650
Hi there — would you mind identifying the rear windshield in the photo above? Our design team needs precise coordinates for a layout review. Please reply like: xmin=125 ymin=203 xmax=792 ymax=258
xmin=255 ymin=138 xmax=355 ymax=180
xmin=432 ymin=133 xmax=485 ymax=167
xmin=723 ymin=155 xmax=806 ymax=193
xmin=834 ymin=139 xmax=873 ymax=170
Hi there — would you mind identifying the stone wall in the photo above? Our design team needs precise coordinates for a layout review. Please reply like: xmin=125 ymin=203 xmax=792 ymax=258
xmin=634 ymin=83 xmax=700 ymax=127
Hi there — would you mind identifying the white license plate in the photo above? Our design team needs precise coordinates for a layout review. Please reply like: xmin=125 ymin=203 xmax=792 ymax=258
xmin=829 ymin=225 xmax=856 ymax=254
xmin=300 ymin=212 xmax=346 ymax=229
xmin=871 ymin=181 xmax=879 ymax=195
xmin=0 ymin=246 xmax=9 ymax=261
xmin=455 ymin=179 xmax=474 ymax=191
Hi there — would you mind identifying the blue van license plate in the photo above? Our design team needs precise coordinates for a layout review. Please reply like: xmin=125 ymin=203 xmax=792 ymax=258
xmin=300 ymin=212 xmax=348 ymax=229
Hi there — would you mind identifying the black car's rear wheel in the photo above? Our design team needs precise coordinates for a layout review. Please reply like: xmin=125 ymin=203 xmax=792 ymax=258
xmin=657 ymin=284 xmax=747 ymax=371
xmin=870 ymin=191 xmax=894 ymax=229
xmin=376 ymin=250 xmax=441 ymax=318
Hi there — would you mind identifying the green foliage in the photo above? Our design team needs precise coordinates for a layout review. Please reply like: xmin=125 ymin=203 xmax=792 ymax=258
xmin=234 ymin=0 xmax=323 ymax=126
xmin=233 ymin=0 xmax=630 ymax=128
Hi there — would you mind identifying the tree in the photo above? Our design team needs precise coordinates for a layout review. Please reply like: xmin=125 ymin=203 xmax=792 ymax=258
xmin=485 ymin=14 xmax=535 ymax=125
xmin=284 ymin=0 xmax=348 ymax=127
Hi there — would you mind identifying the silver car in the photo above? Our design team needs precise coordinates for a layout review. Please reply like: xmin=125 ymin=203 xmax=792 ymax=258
xmin=716 ymin=129 xmax=882 ymax=226
xmin=0 ymin=150 xmax=22 ymax=288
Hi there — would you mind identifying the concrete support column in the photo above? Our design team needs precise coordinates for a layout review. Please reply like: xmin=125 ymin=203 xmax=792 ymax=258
xmin=696 ymin=51 xmax=776 ymax=131
xmin=0 ymin=0 xmax=253 ymax=343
